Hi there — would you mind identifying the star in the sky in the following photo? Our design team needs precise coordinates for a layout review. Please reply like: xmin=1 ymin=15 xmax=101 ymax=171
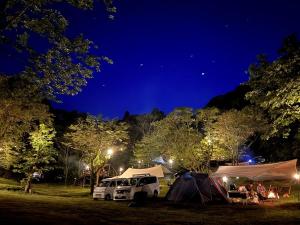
xmin=139 ymin=63 xmax=144 ymax=67
xmin=201 ymin=72 xmax=206 ymax=76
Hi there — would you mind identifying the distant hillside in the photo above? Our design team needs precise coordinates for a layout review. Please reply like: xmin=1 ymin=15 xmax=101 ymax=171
xmin=205 ymin=85 xmax=251 ymax=110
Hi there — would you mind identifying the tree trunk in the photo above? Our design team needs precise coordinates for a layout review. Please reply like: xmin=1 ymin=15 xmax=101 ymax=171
xmin=24 ymin=175 xmax=32 ymax=193
xmin=64 ymin=147 xmax=69 ymax=186
xmin=90 ymin=160 xmax=94 ymax=195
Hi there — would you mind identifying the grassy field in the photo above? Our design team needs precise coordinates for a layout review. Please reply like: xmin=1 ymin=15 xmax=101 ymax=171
xmin=0 ymin=178 xmax=300 ymax=225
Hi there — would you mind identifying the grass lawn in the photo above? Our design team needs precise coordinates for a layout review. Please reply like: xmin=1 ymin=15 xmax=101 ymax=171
xmin=0 ymin=178 xmax=300 ymax=225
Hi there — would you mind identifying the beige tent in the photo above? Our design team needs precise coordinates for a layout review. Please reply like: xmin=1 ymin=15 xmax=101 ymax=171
xmin=118 ymin=165 xmax=171 ymax=178
xmin=213 ymin=159 xmax=298 ymax=181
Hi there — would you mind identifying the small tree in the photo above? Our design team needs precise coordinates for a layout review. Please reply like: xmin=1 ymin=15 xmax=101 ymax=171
xmin=65 ymin=115 xmax=128 ymax=194
xmin=13 ymin=124 xmax=57 ymax=193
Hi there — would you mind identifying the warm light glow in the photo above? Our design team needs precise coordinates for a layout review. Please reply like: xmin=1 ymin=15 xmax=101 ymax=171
xmin=222 ymin=176 xmax=228 ymax=183
xmin=207 ymin=138 xmax=212 ymax=144
xmin=168 ymin=159 xmax=174 ymax=164
xmin=268 ymin=191 xmax=276 ymax=199
xmin=119 ymin=167 xmax=124 ymax=172
xmin=138 ymin=160 xmax=141 ymax=164
xmin=236 ymin=177 xmax=239 ymax=179
xmin=294 ymin=173 xmax=300 ymax=180
xmin=107 ymin=148 xmax=113 ymax=156
xmin=85 ymin=165 xmax=90 ymax=170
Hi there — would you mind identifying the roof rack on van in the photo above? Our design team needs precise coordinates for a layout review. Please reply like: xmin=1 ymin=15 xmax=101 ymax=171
xmin=132 ymin=173 xmax=151 ymax=177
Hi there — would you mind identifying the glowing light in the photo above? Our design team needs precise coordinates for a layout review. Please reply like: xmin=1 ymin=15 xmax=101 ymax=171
xmin=138 ymin=160 xmax=141 ymax=164
xmin=85 ymin=165 xmax=90 ymax=170
xmin=268 ymin=191 xmax=276 ymax=199
xmin=222 ymin=176 xmax=228 ymax=183
xmin=107 ymin=148 xmax=113 ymax=156
xmin=168 ymin=159 xmax=174 ymax=164
xmin=207 ymin=138 xmax=212 ymax=144
xmin=119 ymin=167 xmax=124 ymax=172
xmin=236 ymin=177 xmax=239 ymax=179
xmin=248 ymin=159 xmax=252 ymax=163
xmin=294 ymin=173 xmax=300 ymax=180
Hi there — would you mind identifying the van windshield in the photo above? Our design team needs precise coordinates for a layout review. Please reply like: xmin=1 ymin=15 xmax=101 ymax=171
xmin=119 ymin=179 xmax=130 ymax=186
xmin=118 ymin=178 xmax=139 ymax=186
xmin=129 ymin=178 xmax=139 ymax=186
xmin=99 ymin=181 xmax=110 ymax=187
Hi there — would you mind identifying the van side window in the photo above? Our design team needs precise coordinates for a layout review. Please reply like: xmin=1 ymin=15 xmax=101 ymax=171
xmin=139 ymin=177 xmax=146 ymax=185
xmin=109 ymin=181 xmax=116 ymax=187
xmin=146 ymin=177 xmax=157 ymax=184
xmin=116 ymin=180 xmax=123 ymax=186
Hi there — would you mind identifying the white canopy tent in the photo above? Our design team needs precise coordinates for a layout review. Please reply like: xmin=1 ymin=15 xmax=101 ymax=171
xmin=213 ymin=159 xmax=298 ymax=181
xmin=118 ymin=165 xmax=171 ymax=178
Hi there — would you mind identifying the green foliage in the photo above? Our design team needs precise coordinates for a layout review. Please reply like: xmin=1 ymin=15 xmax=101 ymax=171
xmin=65 ymin=115 xmax=128 ymax=193
xmin=246 ymin=34 xmax=300 ymax=138
xmin=135 ymin=108 xmax=227 ymax=172
xmin=0 ymin=76 xmax=52 ymax=169
xmin=0 ymin=0 xmax=114 ymax=100
xmin=13 ymin=124 xmax=57 ymax=176
xmin=65 ymin=115 xmax=128 ymax=167
xmin=209 ymin=107 xmax=268 ymax=165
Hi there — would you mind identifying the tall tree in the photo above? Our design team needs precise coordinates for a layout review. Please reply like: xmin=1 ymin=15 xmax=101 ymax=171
xmin=65 ymin=115 xmax=128 ymax=194
xmin=246 ymin=34 xmax=300 ymax=138
xmin=210 ymin=107 xmax=267 ymax=165
xmin=0 ymin=76 xmax=52 ymax=169
xmin=13 ymin=124 xmax=57 ymax=192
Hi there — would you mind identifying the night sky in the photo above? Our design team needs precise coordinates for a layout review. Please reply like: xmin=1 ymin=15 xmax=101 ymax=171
xmin=9 ymin=1 xmax=300 ymax=118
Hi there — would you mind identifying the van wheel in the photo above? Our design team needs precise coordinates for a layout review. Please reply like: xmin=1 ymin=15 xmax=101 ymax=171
xmin=105 ymin=194 xmax=111 ymax=200
xmin=153 ymin=190 xmax=158 ymax=199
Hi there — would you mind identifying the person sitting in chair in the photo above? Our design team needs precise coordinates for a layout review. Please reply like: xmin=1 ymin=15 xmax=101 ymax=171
xmin=257 ymin=182 xmax=267 ymax=201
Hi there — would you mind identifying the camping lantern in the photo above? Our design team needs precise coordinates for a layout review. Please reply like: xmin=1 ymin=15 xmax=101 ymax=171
xmin=222 ymin=176 xmax=228 ymax=183
xmin=107 ymin=148 xmax=114 ymax=159
xmin=268 ymin=191 xmax=275 ymax=199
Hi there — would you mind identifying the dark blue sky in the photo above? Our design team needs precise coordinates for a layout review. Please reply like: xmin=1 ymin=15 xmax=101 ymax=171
xmin=47 ymin=0 xmax=300 ymax=118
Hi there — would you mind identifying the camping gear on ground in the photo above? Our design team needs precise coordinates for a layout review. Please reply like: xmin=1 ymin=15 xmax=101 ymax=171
xmin=166 ymin=172 xmax=228 ymax=204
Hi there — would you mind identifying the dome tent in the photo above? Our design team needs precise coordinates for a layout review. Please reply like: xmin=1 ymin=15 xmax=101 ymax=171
xmin=166 ymin=172 xmax=228 ymax=204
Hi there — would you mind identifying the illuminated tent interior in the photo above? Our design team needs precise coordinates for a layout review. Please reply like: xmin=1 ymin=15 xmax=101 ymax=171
xmin=213 ymin=159 xmax=298 ymax=181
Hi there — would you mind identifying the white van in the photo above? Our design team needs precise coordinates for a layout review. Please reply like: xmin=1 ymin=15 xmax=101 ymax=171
xmin=93 ymin=178 xmax=126 ymax=200
xmin=113 ymin=175 xmax=160 ymax=201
